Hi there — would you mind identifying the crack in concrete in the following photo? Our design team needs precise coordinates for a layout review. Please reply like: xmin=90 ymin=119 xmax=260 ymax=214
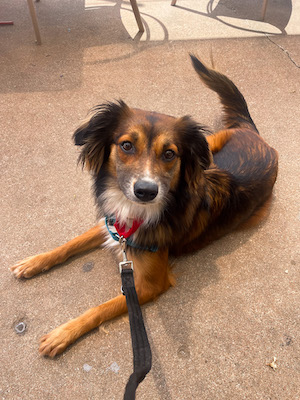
xmin=265 ymin=35 xmax=300 ymax=69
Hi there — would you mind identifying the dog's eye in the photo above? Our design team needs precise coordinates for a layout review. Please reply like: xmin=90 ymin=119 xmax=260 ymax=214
xmin=163 ymin=149 xmax=176 ymax=161
xmin=120 ymin=141 xmax=134 ymax=153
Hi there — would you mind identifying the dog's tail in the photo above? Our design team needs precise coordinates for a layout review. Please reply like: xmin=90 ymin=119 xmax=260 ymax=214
xmin=190 ymin=54 xmax=258 ymax=132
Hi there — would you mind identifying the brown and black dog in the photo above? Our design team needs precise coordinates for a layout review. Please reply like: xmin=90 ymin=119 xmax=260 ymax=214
xmin=10 ymin=56 xmax=278 ymax=357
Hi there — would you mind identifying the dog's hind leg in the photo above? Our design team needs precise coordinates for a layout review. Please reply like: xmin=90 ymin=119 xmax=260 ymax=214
xmin=39 ymin=249 xmax=174 ymax=357
xmin=206 ymin=129 xmax=235 ymax=154
xmin=10 ymin=224 xmax=106 ymax=279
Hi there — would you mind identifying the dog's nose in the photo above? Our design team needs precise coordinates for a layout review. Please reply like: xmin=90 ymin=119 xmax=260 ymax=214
xmin=134 ymin=180 xmax=158 ymax=202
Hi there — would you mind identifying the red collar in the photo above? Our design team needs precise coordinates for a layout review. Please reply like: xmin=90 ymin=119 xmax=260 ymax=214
xmin=114 ymin=219 xmax=143 ymax=239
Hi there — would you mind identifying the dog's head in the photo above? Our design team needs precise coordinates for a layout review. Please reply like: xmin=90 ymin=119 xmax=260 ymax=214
xmin=74 ymin=101 xmax=211 ymax=225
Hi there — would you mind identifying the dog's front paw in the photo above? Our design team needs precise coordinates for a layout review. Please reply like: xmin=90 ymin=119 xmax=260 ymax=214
xmin=10 ymin=253 xmax=52 ymax=279
xmin=39 ymin=323 xmax=76 ymax=357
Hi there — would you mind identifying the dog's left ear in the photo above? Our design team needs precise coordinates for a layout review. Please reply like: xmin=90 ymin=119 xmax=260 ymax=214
xmin=176 ymin=116 xmax=212 ymax=190
xmin=73 ymin=100 xmax=130 ymax=173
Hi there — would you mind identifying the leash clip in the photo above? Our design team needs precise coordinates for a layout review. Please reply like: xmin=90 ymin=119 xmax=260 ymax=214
xmin=119 ymin=236 xmax=127 ymax=261
xmin=119 ymin=236 xmax=134 ymax=274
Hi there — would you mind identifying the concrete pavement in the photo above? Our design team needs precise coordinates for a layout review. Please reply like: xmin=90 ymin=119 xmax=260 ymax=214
xmin=1 ymin=0 xmax=299 ymax=398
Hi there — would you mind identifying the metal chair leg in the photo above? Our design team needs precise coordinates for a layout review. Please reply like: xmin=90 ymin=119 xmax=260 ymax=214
xmin=130 ymin=0 xmax=144 ymax=32
xmin=261 ymin=0 xmax=268 ymax=20
xmin=27 ymin=0 xmax=41 ymax=44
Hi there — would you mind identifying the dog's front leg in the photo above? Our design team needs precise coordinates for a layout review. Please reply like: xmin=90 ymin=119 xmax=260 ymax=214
xmin=39 ymin=249 xmax=174 ymax=357
xmin=10 ymin=224 xmax=106 ymax=279
xmin=39 ymin=294 xmax=128 ymax=357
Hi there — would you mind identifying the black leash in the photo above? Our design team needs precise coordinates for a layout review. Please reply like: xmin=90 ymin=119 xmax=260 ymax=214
xmin=119 ymin=237 xmax=152 ymax=400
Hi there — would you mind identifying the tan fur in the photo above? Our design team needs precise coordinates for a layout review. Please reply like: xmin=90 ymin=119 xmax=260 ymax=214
xmin=10 ymin=226 xmax=105 ymax=279
xmin=206 ymin=129 xmax=235 ymax=153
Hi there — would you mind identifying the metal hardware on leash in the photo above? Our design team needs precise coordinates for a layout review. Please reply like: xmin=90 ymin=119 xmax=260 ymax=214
xmin=119 ymin=236 xmax=128 ymax=262
xmin=119 ymin=236 xmax=134 ymax=293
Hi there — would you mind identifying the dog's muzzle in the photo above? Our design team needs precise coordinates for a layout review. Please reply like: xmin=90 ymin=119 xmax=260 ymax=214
xmin=134 ymin=180 xmax=158 ymax=202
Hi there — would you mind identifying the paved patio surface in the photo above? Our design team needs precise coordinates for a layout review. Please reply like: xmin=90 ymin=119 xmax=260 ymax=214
xmin=1 ymin=0 xmax=299 ymax=399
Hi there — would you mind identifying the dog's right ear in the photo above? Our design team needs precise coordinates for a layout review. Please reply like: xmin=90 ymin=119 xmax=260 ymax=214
xmin=73 ymin=100 xmax=130 ymax=173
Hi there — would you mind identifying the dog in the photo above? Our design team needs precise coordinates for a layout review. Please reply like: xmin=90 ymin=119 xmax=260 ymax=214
xmin=10 ymin=56 xmax=278 ymax=357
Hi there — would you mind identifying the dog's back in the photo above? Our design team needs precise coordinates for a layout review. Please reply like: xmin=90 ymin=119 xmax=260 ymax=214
xmin=192 ymin=56 xmax=278 ymax=191
xmin=174 ymin=57 xmax=278 ymax=254
xmin=191 ymin=55 xmax=278 ymax=194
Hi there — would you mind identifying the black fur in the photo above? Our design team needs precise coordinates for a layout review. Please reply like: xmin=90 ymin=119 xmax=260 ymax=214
xmin=73 ymin=100 xmax=129 ymax=172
